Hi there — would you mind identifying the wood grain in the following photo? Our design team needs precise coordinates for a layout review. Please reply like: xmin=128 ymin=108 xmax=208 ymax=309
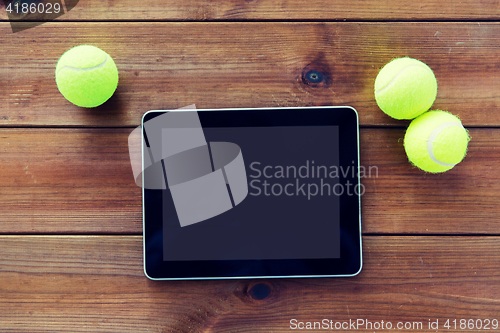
xmin=361 ymin=127 xmax=500 ymax=234
xmin=1 ymin=0 xmax=500 ymax=21
xmin=0 ymin=235 xmax=499 ymax=332
xmin=1 ymin=22 xmax=499 ymax=127
xmin=0 ymin=129 xmax=142 ymax=234
xmin=1 ymin=128 xmax=498 ymax=234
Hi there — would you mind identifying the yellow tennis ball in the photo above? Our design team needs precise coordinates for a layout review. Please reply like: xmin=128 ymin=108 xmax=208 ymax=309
xmin=404 ymin=110 xmax=470 ymax=173
xmin=55 ymin=45 xmax=118 ymax=108
xmin=375 ymin=57 xmax=437 ymax=120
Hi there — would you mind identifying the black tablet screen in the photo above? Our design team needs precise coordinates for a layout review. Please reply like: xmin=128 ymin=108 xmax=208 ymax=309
xmin=142 ymin=107 xmax=362 ymax=279
xmin=161 ymin=125 xmax=340 ymax=261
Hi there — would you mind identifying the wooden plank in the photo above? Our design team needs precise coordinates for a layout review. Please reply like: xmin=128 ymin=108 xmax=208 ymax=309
xmin=0 ymin=129 xmax=142 ymax=234
xmin=360 ymin=127 xmax=500 ymax=234
xmin=0 ymin=22 xmax=499 ymax=127
xmin=0 ymin=235 xmax=499 ymax=332
xmin=0 ymin=128 xmax=498 ymax=234
xmin=1 ymin=0 xmax=499 ymax=21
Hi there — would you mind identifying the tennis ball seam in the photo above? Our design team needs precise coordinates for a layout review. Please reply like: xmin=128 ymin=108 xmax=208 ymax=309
xmin=427 ymin=121 xmax=464 ymax=167
xmin=375 ymin=64 xmax=434 ymax=94
xmin=56 ymin=55 xmax=109 ymax=75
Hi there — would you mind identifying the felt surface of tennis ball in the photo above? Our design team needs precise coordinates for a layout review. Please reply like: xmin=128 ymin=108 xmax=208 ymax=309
xmin=375 ymin=57 xmax=437 ymax=120
xmin=404 ymin=110 xmax=470 ymax=173
xmin=55 ymin=45 xmax=118 ymax=108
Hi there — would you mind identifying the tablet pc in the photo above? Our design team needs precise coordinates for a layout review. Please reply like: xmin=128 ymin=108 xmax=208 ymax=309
xmin=142 ymin=106 xmax=362 ymax=280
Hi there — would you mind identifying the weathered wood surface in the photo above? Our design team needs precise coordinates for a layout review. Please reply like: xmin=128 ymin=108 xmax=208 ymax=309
xmin=1 ymin=0 xmax=500 ymax=21
xmin=0 ymin=22 xmax=499 ymax=127
xmin=0 ymin=128 xmax=496 ymax=234
xmin=1 ymin=236 xmax=498 ymax=332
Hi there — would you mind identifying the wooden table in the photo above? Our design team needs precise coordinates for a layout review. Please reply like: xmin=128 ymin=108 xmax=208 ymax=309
xmin=1 ymin=1 xmax=499 ymax=332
